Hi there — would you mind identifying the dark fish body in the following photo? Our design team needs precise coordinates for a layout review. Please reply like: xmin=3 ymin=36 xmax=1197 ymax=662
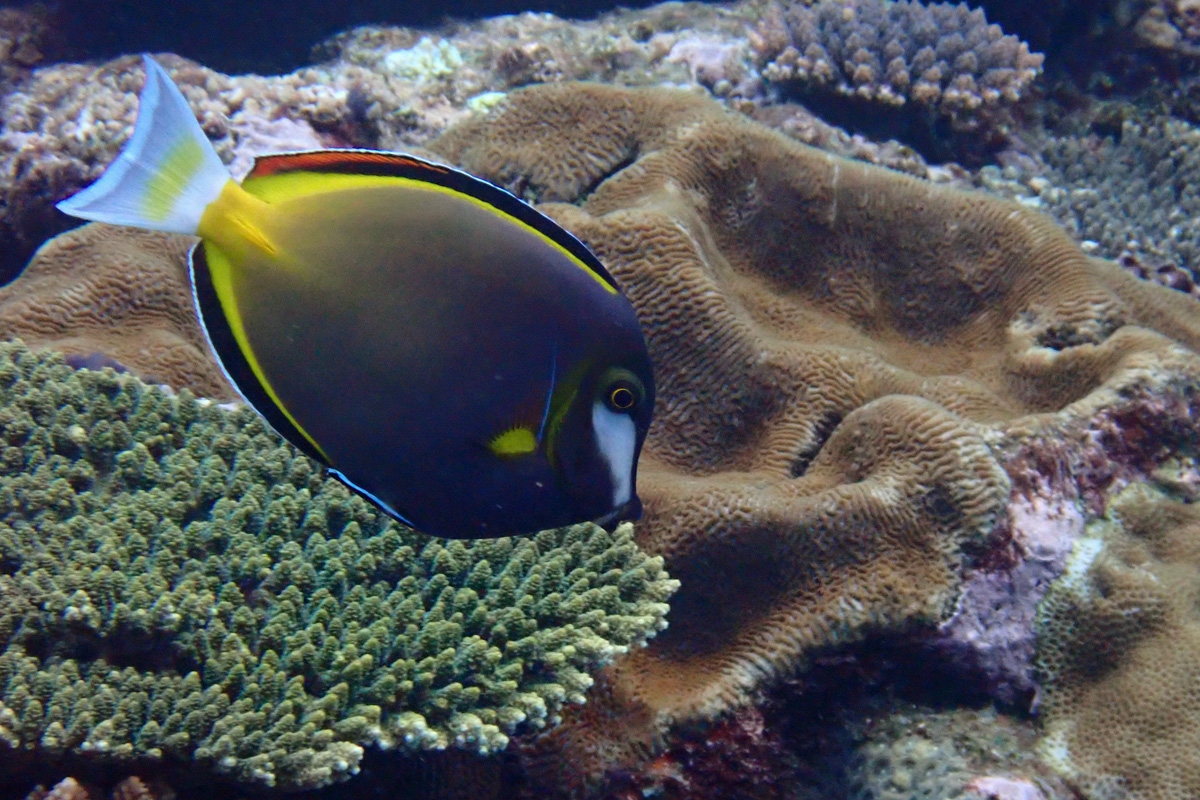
xmin=57 ymin=57 xmax=655 ymax=538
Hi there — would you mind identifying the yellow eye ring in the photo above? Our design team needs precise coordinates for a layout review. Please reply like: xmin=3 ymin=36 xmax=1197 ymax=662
xmin=609 ymin=386 xmax=637 ymax=411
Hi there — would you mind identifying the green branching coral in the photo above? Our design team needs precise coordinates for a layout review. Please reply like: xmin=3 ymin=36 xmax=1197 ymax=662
xmin=0 ymin=341 xmax=677 ymax=790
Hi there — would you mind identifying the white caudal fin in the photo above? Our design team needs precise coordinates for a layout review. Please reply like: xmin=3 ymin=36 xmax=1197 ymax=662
xmin=56 ymin=55 xmax=230 ymax=235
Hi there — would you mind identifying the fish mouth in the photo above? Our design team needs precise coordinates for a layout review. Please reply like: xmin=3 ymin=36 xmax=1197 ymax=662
xmin=593 ymin=495 xmax=643 ymax=532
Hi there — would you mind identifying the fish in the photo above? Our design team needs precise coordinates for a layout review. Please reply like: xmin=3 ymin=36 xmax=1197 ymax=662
xmin=56 ymin=55 xmax=655 ymax=539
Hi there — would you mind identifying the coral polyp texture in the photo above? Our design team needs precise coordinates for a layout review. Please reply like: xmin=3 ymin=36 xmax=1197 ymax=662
xmin=428 ymin=82 xmax=1200 ymax=791
xmin=1035 ymin=484 xmax=1200 ymax=800
xmin=755 ymin=0 xmax=1043 ymax=125
xmin=1025 ymin=117 xmax=1200 ymax=278
xmin=0 ymin=342 xmax=676 ymax=790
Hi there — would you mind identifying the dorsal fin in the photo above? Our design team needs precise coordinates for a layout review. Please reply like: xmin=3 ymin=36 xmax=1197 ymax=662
xmin=246 ymin=150 xmax=452 ymax=181
xmin=244 ymin=149 xmax=623 ymax=294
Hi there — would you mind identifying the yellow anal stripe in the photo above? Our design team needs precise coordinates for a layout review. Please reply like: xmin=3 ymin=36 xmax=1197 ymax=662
xmin=489 ymin=426 xmax=538 ymax=457
xmin=200 ymin=240 xmax=330 ymax=463
xmin=199 ymin=180 xmax=278 ymax=258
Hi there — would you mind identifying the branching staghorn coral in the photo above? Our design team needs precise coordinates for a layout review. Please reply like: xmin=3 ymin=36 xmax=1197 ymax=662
xmin=755 ymin=0 xmax=1043 ymax=144
xmin=0 ymin=342 xmax=676 ymax=790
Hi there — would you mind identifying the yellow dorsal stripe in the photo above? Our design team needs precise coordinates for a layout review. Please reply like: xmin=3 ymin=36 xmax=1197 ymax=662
xmin=241 ymin=169 xmax=619 ymax=295
xmin=197 ymin=183 xmax=329 ymax=462
xmin=488 ymin=426 xmax=538 ymax=457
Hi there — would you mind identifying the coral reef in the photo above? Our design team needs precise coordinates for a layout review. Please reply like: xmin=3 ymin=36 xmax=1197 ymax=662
xmin=1035 ymin=483 xmax=1200 ymax=800
xmin=575 ymin=703 xmax=797 ymax=800
xmin=0 ymin=6 xmax=763 ymax=282
xmin=932 ymin=495 xmax=1085 ymax=706
xmin=840 ymin=705 xmax=1054 ymax=800
xmin=22 ymin=776 xmax=169 ymax=800
xmin=770 ymin=666 xmax=1064 ymax=800
xmin=849 ymin=723 xmax=972 ymax=799
xmin=0 ymin=224 xmax=232 ymax=401
xmin=0 ymin=2 xmax=1012 ymax=285
xmin=16 ymin=70 xmax=1200 ymax=797
xmin=11 ymin=2 xmax=1200 ymax=793
xmin=0 ymin=342 xmax=676 ymax=790
xmin=753 ymin=0 xmax=1043 ymax=157
xmin=1025 ymin=118 xmax=1200 ymax=278
xmin=428 ymin=81 xmax=1200 ymax=791
xmin=1132 ymin=0 xmax=1200 ymax=55
xmin=0 ymin=6 xmax=52 ymax=89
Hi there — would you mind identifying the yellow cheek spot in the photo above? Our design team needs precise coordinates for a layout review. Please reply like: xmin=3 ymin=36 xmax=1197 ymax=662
xmin=488 ymin=426 xmax=538 ymax=457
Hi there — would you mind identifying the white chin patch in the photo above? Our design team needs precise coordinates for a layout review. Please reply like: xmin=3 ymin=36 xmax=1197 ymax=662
xmin=592 ymin=401 xmax=636 ymax=508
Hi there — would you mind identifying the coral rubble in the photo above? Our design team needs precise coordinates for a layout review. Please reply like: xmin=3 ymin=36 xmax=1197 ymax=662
xmin=0 ymin=342 xmax=675 ymax=790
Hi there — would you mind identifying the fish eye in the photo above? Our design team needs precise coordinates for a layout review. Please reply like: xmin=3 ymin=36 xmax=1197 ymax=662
xmin=599 ymin=368 xmax=646 ymax=414
xmin=608 ymin=385 xmax=637 ymax=411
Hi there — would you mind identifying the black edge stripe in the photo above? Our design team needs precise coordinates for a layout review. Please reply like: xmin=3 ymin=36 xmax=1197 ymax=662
xmin=249 ymin=149 xmax=623 ymax=293
xmin=190 ymin=243 xmax=332 ymax=468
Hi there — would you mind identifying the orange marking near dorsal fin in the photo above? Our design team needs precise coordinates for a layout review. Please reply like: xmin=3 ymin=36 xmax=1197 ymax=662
xmin=246 ymin=150 xmax=451 ymax=181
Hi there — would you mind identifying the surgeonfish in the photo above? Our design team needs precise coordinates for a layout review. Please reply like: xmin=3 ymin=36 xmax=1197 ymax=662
xmin=56 ymin=56 xmax=655 ymax=539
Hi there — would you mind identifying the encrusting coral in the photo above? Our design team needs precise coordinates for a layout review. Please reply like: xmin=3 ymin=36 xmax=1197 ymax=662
xmin=428 ymin=81 xmax=1200 ymax=792
xmin=1035 ymin=484 xmax=1200 ymax=800
xmin=0 ymin=342 xmax=676 ymax=790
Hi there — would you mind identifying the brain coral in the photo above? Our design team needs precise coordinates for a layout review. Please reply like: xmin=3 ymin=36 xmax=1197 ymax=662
xmin=0 ymin=224 xmax=233 ymax=401
xmin=756 ymin=0 xmax=1043 ymax=127
xmin=427 ymin=81 xmax=1200 ymax=789
xmin=1035 ymin=484 xmax=1200 ymax=800
xmin=0 ymin=342 xmax=676 ymax=790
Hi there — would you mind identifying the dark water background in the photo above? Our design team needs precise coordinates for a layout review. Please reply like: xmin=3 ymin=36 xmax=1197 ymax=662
xmin=38 ymin=0 xmax=1109 ymax=74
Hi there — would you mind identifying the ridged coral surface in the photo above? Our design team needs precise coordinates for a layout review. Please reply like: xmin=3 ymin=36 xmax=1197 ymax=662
xmin=0 ymin=225 xmax=232 ymax=400
xmin=0 ymin=342 xmax=676 ymax=790
xmin=1036 ymin=485 xmax=1200 ymax=800
xmin=428 ymin=82 xmax=1200 ymax=790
